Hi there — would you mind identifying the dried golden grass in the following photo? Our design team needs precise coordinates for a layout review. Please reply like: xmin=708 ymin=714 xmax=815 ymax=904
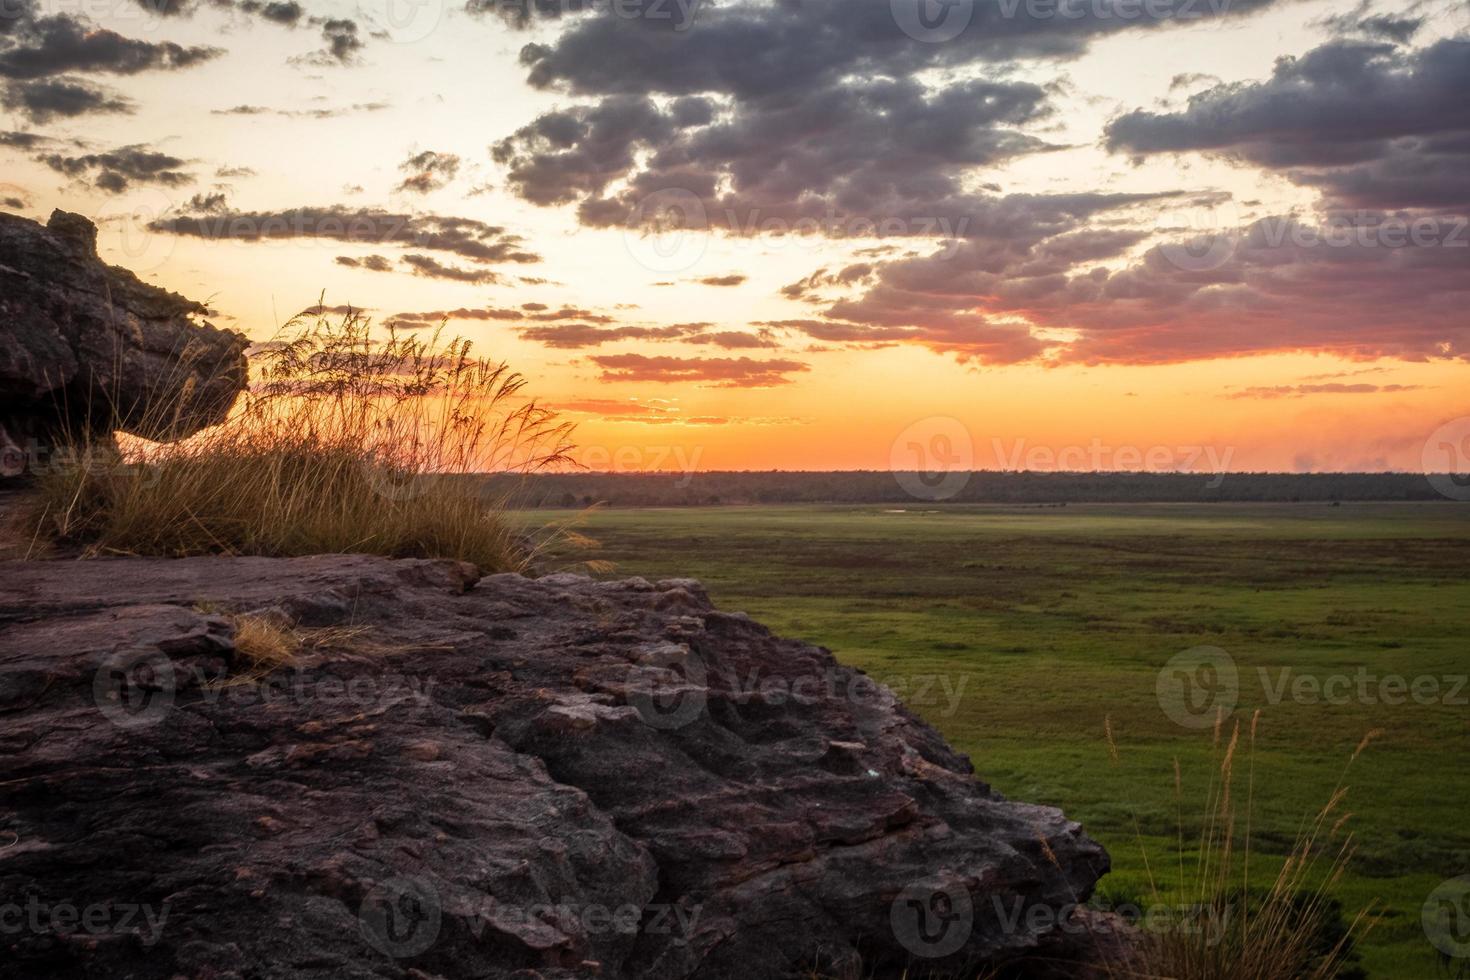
xmin=26 ymin=310 xmax=575 ymax=572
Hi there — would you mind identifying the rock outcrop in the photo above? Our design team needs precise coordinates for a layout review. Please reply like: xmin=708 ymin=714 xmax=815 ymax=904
xmin=0 ymin=556 xmax=1111 ymax=978
xmin=0 ymin=209 xmax=247 ymax=473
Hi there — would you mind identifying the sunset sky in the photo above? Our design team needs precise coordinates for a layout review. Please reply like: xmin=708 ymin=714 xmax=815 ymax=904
xmin=2 ymin=0 xmax=1468 ymax=473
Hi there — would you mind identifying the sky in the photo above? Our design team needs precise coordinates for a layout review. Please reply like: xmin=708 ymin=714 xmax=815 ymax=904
xmin=2 ymin=0 xmax=1468 ymax=475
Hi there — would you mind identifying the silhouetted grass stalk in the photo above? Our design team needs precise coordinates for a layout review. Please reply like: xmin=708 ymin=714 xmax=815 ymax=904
xmin=1100 ymin=711 xmax=1377 ymax=980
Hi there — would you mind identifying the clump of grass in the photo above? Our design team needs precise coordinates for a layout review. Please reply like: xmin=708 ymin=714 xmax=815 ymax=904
xmin=225 ymin=611 xmax=375 ymax=671
xmin=230 ymin=611 xmax=303 ymax=669
xmin=26 ymin=310 xmax=575 ymax=571
xmin=1099 ymin=711 xmax=1376 ymax=980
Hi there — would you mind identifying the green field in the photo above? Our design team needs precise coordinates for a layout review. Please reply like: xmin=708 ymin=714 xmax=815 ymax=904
xmin=518 ymin=502 xmax=1470 ymax=978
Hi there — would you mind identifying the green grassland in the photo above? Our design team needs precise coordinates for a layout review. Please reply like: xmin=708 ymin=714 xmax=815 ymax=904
xmin=517 ymin=502 xmax=1470 ymax=978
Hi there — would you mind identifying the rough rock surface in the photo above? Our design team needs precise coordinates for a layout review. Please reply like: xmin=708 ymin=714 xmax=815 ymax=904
xmin=0 ymin=209 xmax=247 ymax=471
xmin=0 ymin=556 xmax=1110 ymax=978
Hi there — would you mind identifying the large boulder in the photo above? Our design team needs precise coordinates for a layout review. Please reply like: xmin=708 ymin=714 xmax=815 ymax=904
xmin=0 ymin=209 xmax=247 ymax=473
xmin=0 ymin=556 xmax=1111 ymax=978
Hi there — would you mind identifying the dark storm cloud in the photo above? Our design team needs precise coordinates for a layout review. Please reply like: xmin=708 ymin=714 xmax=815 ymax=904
xmin=775 ymin=35 xmax=1470 ymax=367
xmin=1105 ymin=38 xmax=1470 ymax=207
xmin=503 ymin=0 xmax=1274 ymax=97
xmin=396 ymin=150 xmax=461 ymax=194
xmin=493 ymin=79 xmax=1061 ymax=232
xmin=1 ymin=76 xmax=131 ymax=122
xmin=483 ymin=0 xmax=1277 ymax=240
xmin=946 ymin=34 xmax=1470 ymax=364
xmin=589 ymin=353 xmax=808 ymax=387
xmin=39 ymin=145 xmax=193 ymax=193
xmin=1033 ymin=215 xmax=1470 ymax=364
xmin=0 ymin=8 xmax=222 ymax=79
xmin=150 ymin=203 xmax=542 ymax=265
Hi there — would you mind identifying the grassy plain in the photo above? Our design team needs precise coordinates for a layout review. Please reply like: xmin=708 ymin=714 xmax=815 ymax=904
xmin=518 ymin=502 xmax=1470 ymax=978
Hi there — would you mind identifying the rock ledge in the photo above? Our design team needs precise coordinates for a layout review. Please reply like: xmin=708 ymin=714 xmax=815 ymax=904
xmin=0 ymin=555 xmax=1110 ymax=978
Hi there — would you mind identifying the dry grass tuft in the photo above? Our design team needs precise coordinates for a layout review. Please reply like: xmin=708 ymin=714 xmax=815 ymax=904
xmin=1099 ymin=715 xmax=1374 ymax=980
xmin=230 ymin=612 xmax=302 ymax=669
xmin=214 ymin=608 xmax=376 ymax=672
xmin=25 ymin=310 xmax=575 ymax=571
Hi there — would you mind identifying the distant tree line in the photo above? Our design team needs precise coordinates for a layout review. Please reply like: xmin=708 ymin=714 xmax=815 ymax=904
xmin=486 ymin=471 xmax=1458 ymax=507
